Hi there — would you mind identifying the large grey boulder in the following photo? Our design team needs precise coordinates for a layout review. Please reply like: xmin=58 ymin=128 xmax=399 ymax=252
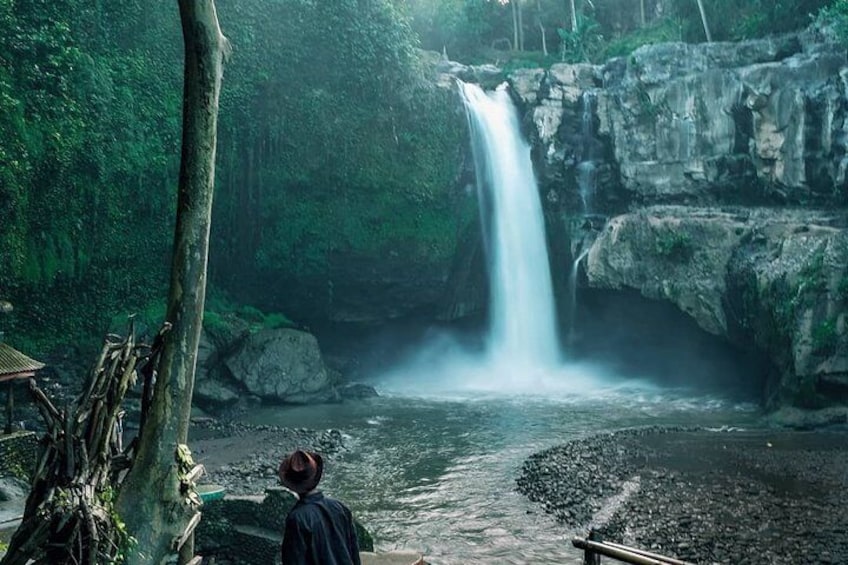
xmin=586 ymin=206 xmax=747 ymax=335
xmin=586 ymin=206 xmax=848 ymax=407
xmin=224 ymin=329 xmax=339 ymax=404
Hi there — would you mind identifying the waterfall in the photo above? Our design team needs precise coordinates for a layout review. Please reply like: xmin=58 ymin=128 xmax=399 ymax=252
xmin=577 ymin=91 xmax=598 ymax=214
xmin=459 ymin=82 xmax=560 ymax=370
xmin=577 ymin=161 xmax=596 ymax=213
xmin=566 ymin=249 xmax=589 ymax=345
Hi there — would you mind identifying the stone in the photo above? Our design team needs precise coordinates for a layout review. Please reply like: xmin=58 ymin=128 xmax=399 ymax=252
xmin=338 ymin=383 xmax=379 ymax=400
xmin=224 ymin=328 xmax=339 ymax=404
xmin=0 ymin=477 xmax=27 ymax=503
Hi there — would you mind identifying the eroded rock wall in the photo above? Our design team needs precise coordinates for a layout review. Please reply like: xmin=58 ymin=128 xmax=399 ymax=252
xmin=509 ymin=26 xmax=848 ymax=407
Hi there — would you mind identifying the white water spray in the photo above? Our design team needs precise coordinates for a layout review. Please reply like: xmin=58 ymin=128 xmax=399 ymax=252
xmin=460 ymin=82 xmax=560 ymax=371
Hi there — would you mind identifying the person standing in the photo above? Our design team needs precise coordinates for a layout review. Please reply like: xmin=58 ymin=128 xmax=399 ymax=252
xmin=279 ymin=449 xmax=361 ymax=565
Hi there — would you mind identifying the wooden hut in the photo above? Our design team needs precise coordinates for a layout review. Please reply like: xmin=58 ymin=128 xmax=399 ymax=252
xmin=0 ymin=338 xmax=44 ymax=434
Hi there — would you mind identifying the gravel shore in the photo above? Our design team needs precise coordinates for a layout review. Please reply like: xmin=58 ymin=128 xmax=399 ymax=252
xmin=517 ymin=426 xmax=848 ymax=565
xmin=189 ymin=418 xmax=346 ymax=495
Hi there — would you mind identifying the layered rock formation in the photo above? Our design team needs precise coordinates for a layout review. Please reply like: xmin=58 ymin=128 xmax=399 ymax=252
xmin=509 ymin=26 xmax=848 ymax=407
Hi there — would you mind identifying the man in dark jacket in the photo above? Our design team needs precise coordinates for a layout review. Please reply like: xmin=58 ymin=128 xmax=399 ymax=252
xmin=279 ymin=450 xmax=361 ymax=565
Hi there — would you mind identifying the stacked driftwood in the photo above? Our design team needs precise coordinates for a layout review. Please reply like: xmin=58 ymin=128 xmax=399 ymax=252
xmin=0 ymin=322 xmax=167 ymax=565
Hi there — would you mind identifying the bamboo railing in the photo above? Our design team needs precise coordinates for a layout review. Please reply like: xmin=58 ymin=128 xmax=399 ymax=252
xmin=573 ymin=531 xmax=693 ymax=565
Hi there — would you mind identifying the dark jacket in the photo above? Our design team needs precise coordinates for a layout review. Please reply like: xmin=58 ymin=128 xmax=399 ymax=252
xmin=281 ymin=491 xmax=361 ymax=565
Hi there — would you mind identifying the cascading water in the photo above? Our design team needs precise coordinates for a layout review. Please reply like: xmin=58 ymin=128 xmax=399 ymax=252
xmin=459 ymin=81 xmax=560 ymax=371
xmin=566 ymin=249 xmax=589 ymax=346
xmin=577 ymin=90 xmax=598 ymax=214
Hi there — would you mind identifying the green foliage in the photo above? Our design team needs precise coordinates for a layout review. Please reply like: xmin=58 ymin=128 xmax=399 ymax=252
xmin=497 ymin=51 xmax=560 ymax=74
xmin=3 ymin=0 xmax=467 ymax=350
xmin=837 ymin=272 xmax=848 ymax=302
xmin=672 ymin=0 xmax=831 ymax=42
xmin=212 ymin=0 xmax=466 ymax=290
xmin=655 ymin=229 xmax=693 ymax=262
xmin=204 ymin=294 xmax=296 ymax=334
xmin=811 ymin=318 xmax=839 ymax=356
xmin=818 ymin=0 xmax=848 ymax=41
xmin=0 ymin=0 xmax=180 ymax=353
xmin=771 ymin=280 xmax=797 ymax=333
xmin=399 ymin=0 xmax=832 ymax=68
xmin=797 ymin=247 xmax=828 ymax=298
xmin=558 ymin=15 xmax=604 ymax=63
xmin=99 ymin=485 xmax=137 ymax=563
xmin=603 ymin=18 xmax=683 ymax=59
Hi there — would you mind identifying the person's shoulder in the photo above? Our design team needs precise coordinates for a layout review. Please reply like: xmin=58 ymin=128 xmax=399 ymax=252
xmin=286 ymin=500 xmax=312 ymax=520
xmin=323 ymin=495 xmax=353 ymax=515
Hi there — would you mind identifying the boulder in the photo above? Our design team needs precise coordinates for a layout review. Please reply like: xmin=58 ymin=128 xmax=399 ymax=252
xmin=586 ymin=206 xmax=848 ymax=407
xmin=223 ymin=329 xmax=339 ymax=404
xmin=0 ymin=477 xmax=28 ymax=502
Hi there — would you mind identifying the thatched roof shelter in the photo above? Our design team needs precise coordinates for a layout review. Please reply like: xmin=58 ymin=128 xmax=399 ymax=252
xmin=1 ymin=341 xmax=45 ymax=434
xmin=0 ymin=342 xmax=45 ymax=382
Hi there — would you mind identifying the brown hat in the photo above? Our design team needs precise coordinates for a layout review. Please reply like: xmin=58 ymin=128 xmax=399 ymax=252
xmin=278 ymin=450 xmax=324 ymax=494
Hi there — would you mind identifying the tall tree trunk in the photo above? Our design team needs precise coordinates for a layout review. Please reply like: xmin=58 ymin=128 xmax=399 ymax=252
xmin=517 ymin=0 xmax=524 ymax=51
xmin=640 ymin=0 xmax=646 ymax=27
xmin=536 ymin=0 xmax=547 ymax=56
xmin=696 ymin=0 xmax=712 ymax=42
xmin=512 ymin=1 xmax=519 ymax=51
xmin=115 ymin=2 xmax=228 ymax=564
xmin=569 ymin=0 xmax=578 ymax=32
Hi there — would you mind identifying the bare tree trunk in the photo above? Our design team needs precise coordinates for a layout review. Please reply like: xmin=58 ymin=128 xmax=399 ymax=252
xmin=512 ymin=1 xmax=519 ymax=51
xmin=4 ymin=381 xmax=12 ymax=435
xmin=517 ymin=0 xmax=524 ymax=51
xmin=536 ymin=0 xmax=547 ymax=56
xmin=696 ymin=0 xmax=712 ymax=42
xmin=640 ymin=0 xmax=646 ymax=27
xmin=569 ymin=0 xmax=578 ymax=32
xmin=115 ymin=2 xmax=228 ymax=564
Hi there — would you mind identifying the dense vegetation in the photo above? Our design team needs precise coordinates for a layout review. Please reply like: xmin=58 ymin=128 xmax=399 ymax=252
xmin=2 ymin=0 xmax=847 ymax=355
xmin=0 ymin=0 xmax=465 ymax=354
xmin=403 ymin=0 xmax=834 ymax=64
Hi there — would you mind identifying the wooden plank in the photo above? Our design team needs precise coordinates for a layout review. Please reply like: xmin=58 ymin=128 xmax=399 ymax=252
xmin=173 ymin=512 xmax=202 ymax=551
xmin=184 ymin=464 xmax=205 ymax=484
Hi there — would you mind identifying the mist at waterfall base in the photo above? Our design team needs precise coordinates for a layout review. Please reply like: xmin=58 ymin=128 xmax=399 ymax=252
xmin=372 ymin=82 xmax=759 ymax=405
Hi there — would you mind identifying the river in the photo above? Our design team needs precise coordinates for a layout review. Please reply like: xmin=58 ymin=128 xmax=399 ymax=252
xmin=244 ymin=379 xmax=758 ymax=564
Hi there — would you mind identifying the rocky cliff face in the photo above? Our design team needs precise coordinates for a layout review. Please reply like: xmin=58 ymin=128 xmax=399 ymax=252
xmin=510 ymin=26 xmax=848 ymax=408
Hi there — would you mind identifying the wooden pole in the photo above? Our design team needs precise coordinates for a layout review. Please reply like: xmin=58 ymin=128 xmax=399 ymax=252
xmin=569 ymin=0 xmax=578 ymax=32
xmin=5 ymin=380 xmax=13 ymax=434
xmin=695 ymin=0 xmax=712 ymax=42
xmin=573 ymin=536 xmax=695 ymax=565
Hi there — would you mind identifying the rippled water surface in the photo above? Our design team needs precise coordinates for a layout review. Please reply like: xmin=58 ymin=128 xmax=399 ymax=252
xmin=246 ymin=384 xmax=759 ymax=564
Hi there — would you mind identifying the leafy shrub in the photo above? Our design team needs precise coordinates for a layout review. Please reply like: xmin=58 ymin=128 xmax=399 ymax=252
xmin=655 ymin=230 xmax=694 ymax=261
xmin=603 ymin=18 xmax=683 ymax=59
xmin=797 ymin=248 xmax=827 ymax=297
xmin=837 ymin=273 xmax=848 ymax=302
xmin=558 ymin=15 xmax=604 ymax=63
xmin=819 ymin=0 xmax=848 ymax=41
xmin=811 ymin=318 xmax=839 ymax=356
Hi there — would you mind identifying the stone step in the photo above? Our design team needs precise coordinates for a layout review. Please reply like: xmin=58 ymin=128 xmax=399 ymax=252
xmin=360 ymin=551 xmax=426 ymax=565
